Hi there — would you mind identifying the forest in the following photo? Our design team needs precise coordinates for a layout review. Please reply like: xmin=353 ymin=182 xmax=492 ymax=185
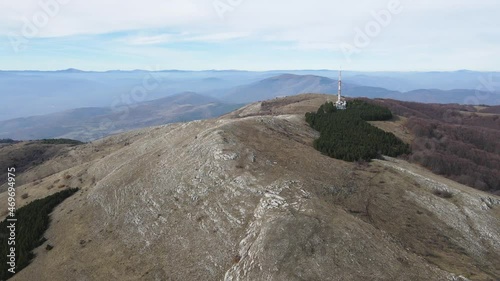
xmin=0 ymin=188 xmax=79 ymax=280
xmin=369 ymin=99 xmax=500 ymax=193
xmin=305 ymin=100 xmax=410 ymax=162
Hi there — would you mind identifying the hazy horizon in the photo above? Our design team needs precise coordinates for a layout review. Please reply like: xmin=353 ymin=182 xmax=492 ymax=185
xmin=2 ymin=68 xmax=499 ymax=72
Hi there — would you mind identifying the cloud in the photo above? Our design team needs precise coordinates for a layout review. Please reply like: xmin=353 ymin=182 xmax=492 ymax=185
xmin=126 ymin=34 xmax=174 ymax=45
xmin=1 ymin=0 xmax=498 ymax=49
xmin=0 ymin=0 xmax=499 ymax=70
xmin=0 ymin=0 xmax=214 ymax=37
xmin=124 ymin=31 xmax=250 ymax=45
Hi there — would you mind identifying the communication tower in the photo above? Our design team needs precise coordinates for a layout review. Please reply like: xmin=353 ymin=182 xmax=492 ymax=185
xmin=335 ymin=69 xmax=347 ymax=110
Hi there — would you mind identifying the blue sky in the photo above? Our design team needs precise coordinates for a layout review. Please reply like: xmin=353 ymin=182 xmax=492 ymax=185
xmin=1 ymin=0 xmax=499 ymax=71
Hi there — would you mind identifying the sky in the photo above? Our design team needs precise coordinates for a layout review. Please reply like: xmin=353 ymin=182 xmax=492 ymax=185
xmin=0 ymin=0 xmax=499 ymax=71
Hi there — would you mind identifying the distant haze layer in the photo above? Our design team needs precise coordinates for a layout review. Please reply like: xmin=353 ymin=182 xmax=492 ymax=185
xmin=1 ymin=70 xmax=499 ymax=121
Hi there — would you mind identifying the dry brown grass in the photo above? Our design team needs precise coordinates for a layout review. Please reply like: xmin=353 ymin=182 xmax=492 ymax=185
xmin=369 ymin=116 xmax=413 ymax=144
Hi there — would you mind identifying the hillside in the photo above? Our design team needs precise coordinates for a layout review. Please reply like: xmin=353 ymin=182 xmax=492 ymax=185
xmin=480 ymin=105 xmax=500 ymax=114
xmin=0 ymin=140 xmax=83 ymax=189
xmin=0 ymin=92 xmax=241 ymax=141
xmin=368 ymin=99 xmax=500 ymax=193
xmin=1 ymin=94 xmax=499 ymax=280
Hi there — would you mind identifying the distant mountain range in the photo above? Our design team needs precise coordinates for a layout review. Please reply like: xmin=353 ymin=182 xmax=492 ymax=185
xmin=220 ymin=74 xmax=340 ymax=103
xmin=1 ymin=70 xmax=498 ymax=120
xmin=0 ymin=93 xmax=241 ymax=141
xmin=212 ymin=74 xmax=496 ymax=105
xmin=0 ymin=72 xmax=498 ymax=141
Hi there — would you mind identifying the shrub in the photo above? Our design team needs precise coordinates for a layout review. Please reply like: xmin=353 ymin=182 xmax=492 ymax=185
xmin=433 ymin=189 xmax=453 ymax=198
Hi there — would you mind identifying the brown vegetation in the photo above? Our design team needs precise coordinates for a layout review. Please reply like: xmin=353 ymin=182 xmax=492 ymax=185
xmin=480 ymin=105 xmax=500 ymax=114
xmin=370 ymin=99 xmax=500 ymax=193
xmin=0 ymin=141 xmax=73 ymax=188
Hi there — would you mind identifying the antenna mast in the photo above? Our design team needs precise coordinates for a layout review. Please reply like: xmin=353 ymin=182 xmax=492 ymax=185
xmin=338 ymin=68 xmax=342 ymax=102
xmin=335 ymin=67 xmax=346 ymax=110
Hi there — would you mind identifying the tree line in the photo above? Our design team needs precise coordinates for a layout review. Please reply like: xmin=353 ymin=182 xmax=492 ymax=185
xmin=40 ymin=139 xmax=84 ymax=146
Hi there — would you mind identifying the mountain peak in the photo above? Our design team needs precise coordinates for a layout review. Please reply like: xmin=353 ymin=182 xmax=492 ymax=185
xmin=56 ymin=68 xmax=84 ymax=73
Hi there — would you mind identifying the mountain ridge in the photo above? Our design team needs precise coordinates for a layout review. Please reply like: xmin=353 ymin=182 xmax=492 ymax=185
xmin=2 ymin=94 xmax=498 ymax=280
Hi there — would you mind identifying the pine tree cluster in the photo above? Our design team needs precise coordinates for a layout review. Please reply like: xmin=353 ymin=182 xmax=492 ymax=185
xmin=0 ymin=188 xmax=79 ymax=280
xmin=305 ymin=100 xmax=410 ymax=161
xmin=40 ymin=139 xmax=84 ymax=145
